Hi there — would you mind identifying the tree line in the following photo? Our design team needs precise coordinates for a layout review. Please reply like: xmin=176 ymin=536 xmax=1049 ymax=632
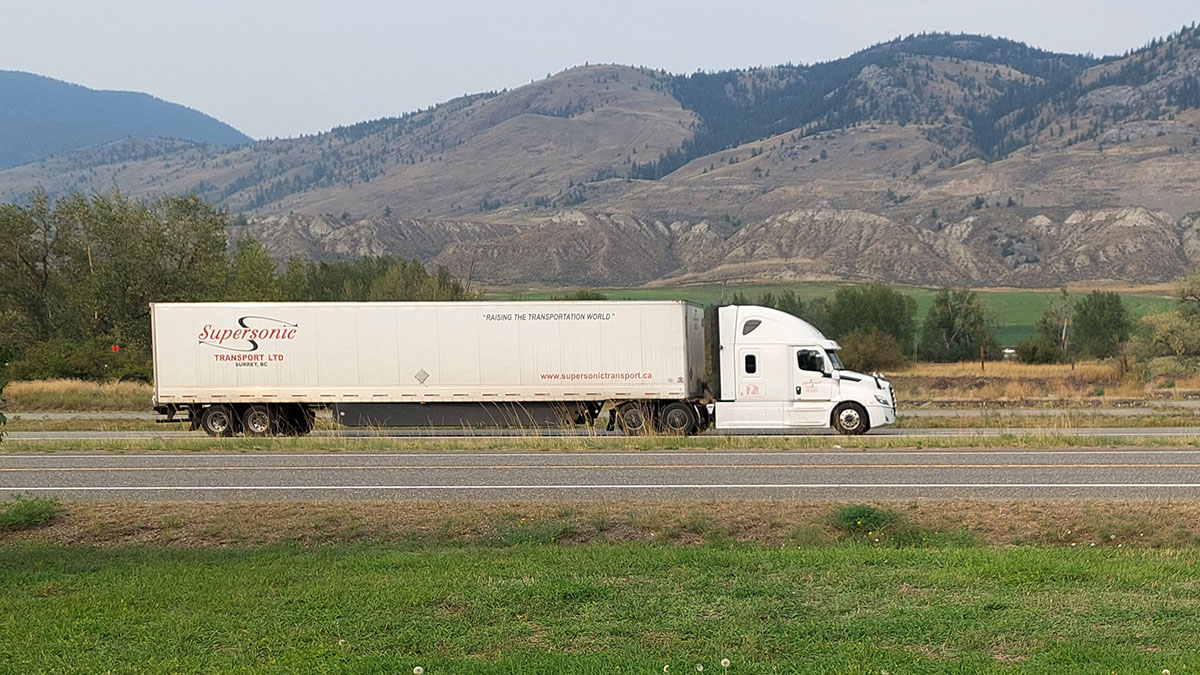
xmin=0 ymin=189 xmax=1183 ymax=385
xmin=1015 ymin=289 xmax=1132 ymax=365
xmin=731 ymin=281 xmax=1191 ymax=378
xmin=0 ymin=190 xmax=477 ymax=381
xmin=728 ymin=285 xmax=996 ymax=372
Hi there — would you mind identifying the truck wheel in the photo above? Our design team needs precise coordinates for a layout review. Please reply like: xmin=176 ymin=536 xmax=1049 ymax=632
xmin=242 ymin=405 xmax=275 ymax=437
xmin=832 ymin=402 xmax=869 ymax=435
xmin=199 ymin=405 xmax=236 ymax=437
xmin=616 ymin=402 xmax=652 ymax=435
xmin=658 ymin=402 xmax=697 ymax=435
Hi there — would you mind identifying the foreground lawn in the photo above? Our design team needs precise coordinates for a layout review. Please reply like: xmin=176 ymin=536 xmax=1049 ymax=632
xmin=1 ymin=542 xmax=1197 ymax=673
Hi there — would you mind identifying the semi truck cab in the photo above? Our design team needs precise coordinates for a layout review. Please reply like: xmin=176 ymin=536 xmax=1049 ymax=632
xmin=713 ymin=305 xmax=896 ymax=434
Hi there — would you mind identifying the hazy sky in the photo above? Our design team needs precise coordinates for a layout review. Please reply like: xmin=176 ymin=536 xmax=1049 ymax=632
xmin=3 ymin=1 xmax=1195 ymax=139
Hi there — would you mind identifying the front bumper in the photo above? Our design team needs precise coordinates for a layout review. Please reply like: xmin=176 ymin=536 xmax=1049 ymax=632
xmin=865 ymin=403 xmax=896 ymax=428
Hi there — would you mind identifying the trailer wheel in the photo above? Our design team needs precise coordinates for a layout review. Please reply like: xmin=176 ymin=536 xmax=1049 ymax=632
xmin=616 ymin=402 xmax=653 ymax=435
xmin=199 ymin=405 xmax=236 ymax=437
xmin=832 ymin=402 xmax=869 ymax=435
xmin=658 ymin=402 xmax=697 ymax=435
xmin=242 ymin=405 xmax=275 ymax=437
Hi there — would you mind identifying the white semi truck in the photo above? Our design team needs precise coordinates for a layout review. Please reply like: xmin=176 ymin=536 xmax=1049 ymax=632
xmin=150 ymin=301 xmax=895 ymax=436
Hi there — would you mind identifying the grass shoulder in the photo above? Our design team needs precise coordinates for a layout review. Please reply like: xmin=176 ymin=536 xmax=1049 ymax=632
xmin=1 ymin=538 xmax=1197 ymax=672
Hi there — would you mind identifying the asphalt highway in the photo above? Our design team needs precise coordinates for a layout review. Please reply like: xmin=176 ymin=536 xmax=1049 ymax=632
xmin=4 ymin=449 xmax=1200 ymax=501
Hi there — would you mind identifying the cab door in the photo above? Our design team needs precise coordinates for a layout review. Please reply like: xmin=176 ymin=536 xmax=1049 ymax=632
xmin=788 ymin=347 xmax=836 ymax=425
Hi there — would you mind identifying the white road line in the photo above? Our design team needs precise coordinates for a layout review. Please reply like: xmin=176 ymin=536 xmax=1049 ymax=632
xmin=4 ymin=483 xmax=1200 ymax=491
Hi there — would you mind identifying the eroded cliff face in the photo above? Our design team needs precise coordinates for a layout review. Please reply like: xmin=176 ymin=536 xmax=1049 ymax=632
xmin=239 ymin=205 xmax=1196 ymax=288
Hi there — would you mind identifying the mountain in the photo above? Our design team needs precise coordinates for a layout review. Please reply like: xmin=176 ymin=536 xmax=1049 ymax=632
xmin=0 ymin=71 xmax=252 ymax=169
xmin=3 ymin=27 xmax=1200 ymax=288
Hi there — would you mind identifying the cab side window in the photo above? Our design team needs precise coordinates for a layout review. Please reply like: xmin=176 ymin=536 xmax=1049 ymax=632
xmin=797 ymin=349 xmax=824 ymax=373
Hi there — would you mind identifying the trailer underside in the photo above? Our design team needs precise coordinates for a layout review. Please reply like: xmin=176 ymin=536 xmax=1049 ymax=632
xmin=159 ymin=399 xmax=712 ymax=437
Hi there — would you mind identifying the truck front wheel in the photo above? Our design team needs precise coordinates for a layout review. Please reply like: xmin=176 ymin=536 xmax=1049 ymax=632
xmin=832 ymin=402 xmax=869 ymax=435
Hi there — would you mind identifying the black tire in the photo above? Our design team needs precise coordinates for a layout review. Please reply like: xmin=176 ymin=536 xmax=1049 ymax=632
xmin=658 ymin=401 xmax=697 ymax=435
xmin=241 ymin=404 xmax=275 ymax=437
xmin=616 ymin=402 xmax=653 ymax=436
xmin=832 ymin=402 xmax=869 ymax=435
xmin=199 ymin=405 xmax=236 ymax=437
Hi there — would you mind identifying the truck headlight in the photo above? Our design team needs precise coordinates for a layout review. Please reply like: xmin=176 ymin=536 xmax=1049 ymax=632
xmin=874 ymin=394 xmax=890 ymax=405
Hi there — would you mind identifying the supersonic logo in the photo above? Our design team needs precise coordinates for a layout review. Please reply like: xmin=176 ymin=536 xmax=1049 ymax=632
xmin=197 ymin=316 xmax=298 ymax=353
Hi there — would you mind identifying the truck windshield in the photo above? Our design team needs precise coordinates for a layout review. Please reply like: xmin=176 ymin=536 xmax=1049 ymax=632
xmin=828 ymin=350 xmax=845 ymax=370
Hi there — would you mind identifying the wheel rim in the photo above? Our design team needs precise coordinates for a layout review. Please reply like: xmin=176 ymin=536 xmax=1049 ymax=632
xmin=246 ymin=410 xmax=271 ymax=434
xmin=663 ymin=408 xmax=691 ymax=432
xmin=208 ymin=410 xmax=230 ymax=433
xmin=621 ymin=407 xmax=647 ymax=431
xmin=838 ymin=408 xmax=861 ymax=430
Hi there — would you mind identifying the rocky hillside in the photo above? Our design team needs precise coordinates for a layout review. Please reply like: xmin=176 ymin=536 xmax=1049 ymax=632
xmin=0 ymin=71 xmax=251 ymax=169
xmin=4 ymin=27 xmax=1200 ymax=288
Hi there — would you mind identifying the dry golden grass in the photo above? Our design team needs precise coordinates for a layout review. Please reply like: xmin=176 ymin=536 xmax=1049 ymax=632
xmin=897 ymin=361 xmax=1121 ymax=379
xmin=892 ymin=361 xmax=1200 ymax=403
xmin=4 ymin=360 xmax=1197 ymax=414
xmin=2 ymin=379 xmax=152 ymax=411
xmin=5 ymin=500 xmax=1198 ymax=549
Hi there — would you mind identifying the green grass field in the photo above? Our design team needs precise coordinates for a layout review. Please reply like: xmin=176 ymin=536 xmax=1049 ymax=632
xmin=1 ymin=542 xmax=1197 ymax=673
xmin=503 ymin=283 xmax=1175 ymax=345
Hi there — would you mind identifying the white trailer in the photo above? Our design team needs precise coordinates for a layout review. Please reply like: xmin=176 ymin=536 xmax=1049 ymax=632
xmin=151 ymin=301 xmax=895 ymax=436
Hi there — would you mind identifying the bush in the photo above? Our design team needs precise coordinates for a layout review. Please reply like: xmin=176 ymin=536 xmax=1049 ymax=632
xmin=838 ymin=329 xmax=908 ymax=372
xmin=1142 ymin=356 xmax=1200 ymax=378
xmin=6 ymin=338 xmax=151 ymax=383
xmin=832 ymin=504 xmax=898 ymax=535
xmin=1016 ymin=337 xmax=1064 ymax=364
xmin=0 ymin=496 xmax=59 ymax=531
